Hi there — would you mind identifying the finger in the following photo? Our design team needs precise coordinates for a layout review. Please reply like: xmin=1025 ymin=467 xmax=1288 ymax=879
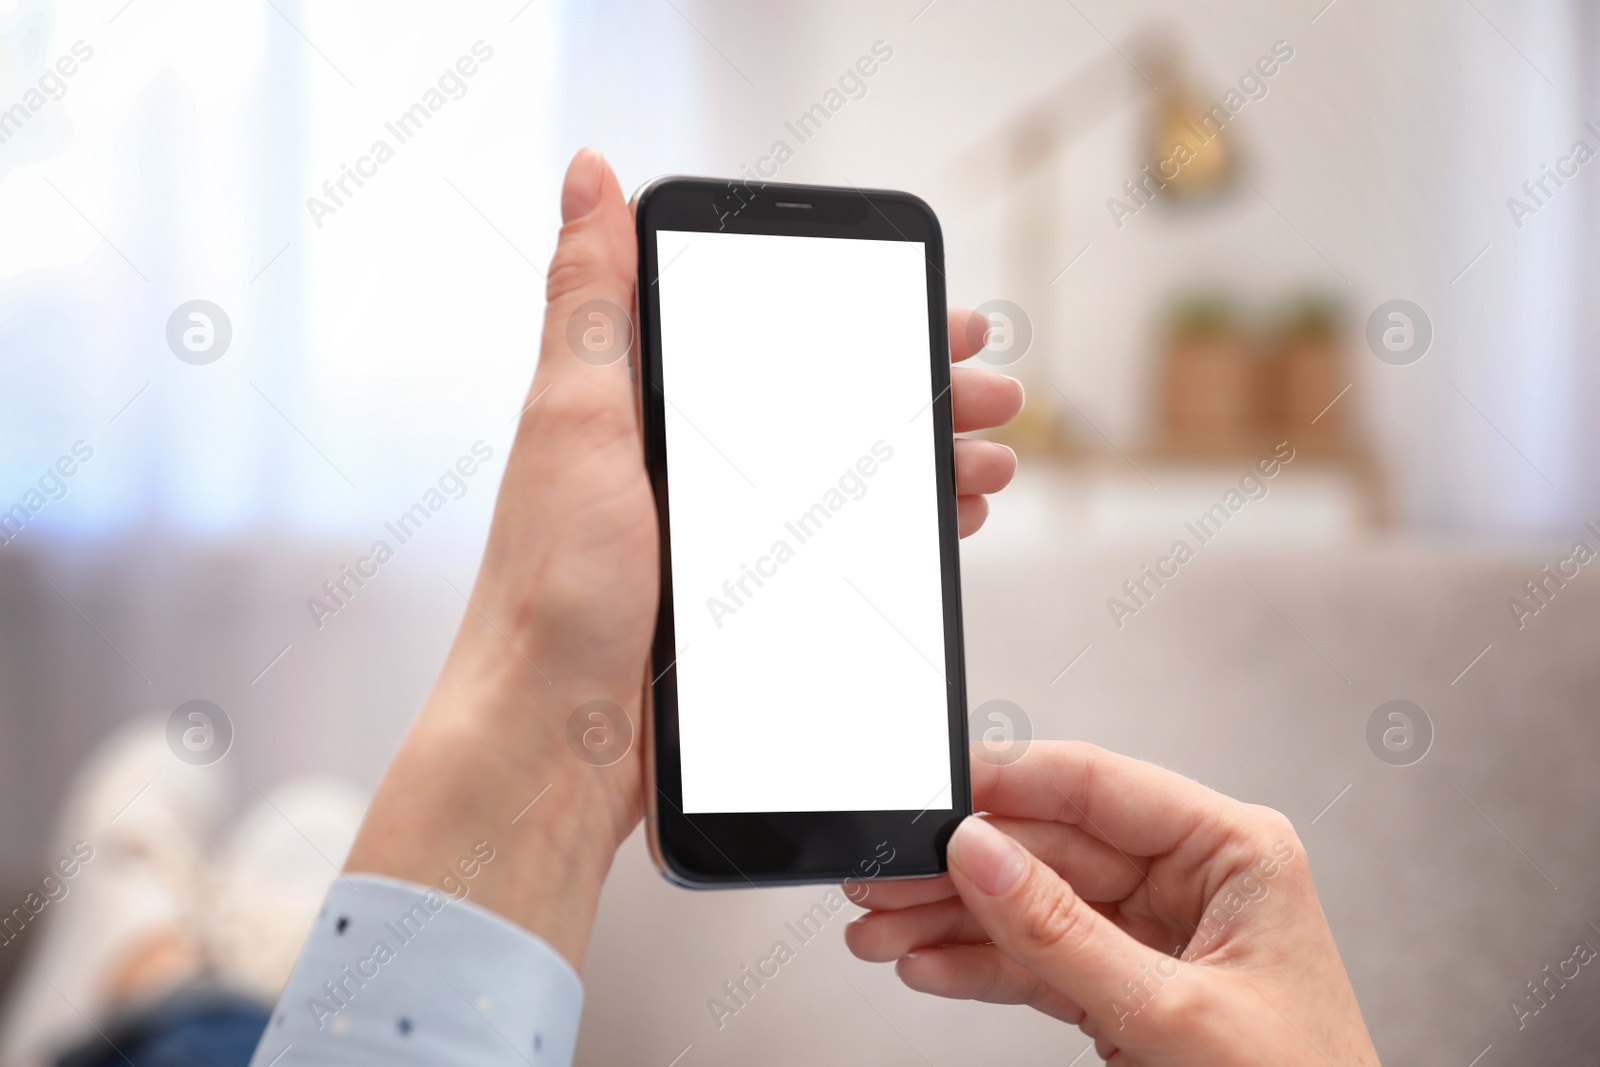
xmin=989 ymin=817 xmax=1152 ymax=901
xmin=957 ymin=494 xmax=989 ymax=537
xmin=525 ymin=148 xmax=638 ymax=419
xmin=951 ymin=365 xmax=1024 ymax=433
xmin=846 ymin=895 xmax=982 ymax=962
xmin=853 ymin=893 xmax=1178 ymax=973
xmin=954 ymin=439 xmax=1017 ymax=497
xmin=947 ymin=307 xmax=988 ymax=363
xmin=854 ymin=889 xmax=1180 ymax=972
xmin=857 ymin=817 xmax=1149 ymax=916
xmin=972 ymin=741 xmax=1243 ymax=861
xmin=896 ymin=945 xmax=1087 ymax=1026
xmin=847 ymin=873 xmax=955 ymax=912
xmin=946 ymin=815 xmax=1176 ymax=1035
xmin=848 ymin=820 xmax=1156 ymax=962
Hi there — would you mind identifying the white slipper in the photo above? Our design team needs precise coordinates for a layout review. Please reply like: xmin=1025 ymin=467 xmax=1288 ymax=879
xmin=200 ymin=777 xmax=368 ymax=1003
xmin=0 ymin=715 xmax=224 ymax=1067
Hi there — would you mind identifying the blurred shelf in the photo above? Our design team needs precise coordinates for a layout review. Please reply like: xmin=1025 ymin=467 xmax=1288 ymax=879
xmin=964 ymin=446 xmax=1381 ymax=562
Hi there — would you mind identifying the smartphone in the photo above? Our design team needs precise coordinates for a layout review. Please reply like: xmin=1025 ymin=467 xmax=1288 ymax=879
xmin=633 ymin=176 xmax=970 ymax=888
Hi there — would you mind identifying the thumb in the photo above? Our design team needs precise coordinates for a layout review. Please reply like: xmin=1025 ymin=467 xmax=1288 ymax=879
xmin=533 ymin=147 xmax=638 ymax=394
xmin=946 ymin=816 xmax=1182 ymax=1040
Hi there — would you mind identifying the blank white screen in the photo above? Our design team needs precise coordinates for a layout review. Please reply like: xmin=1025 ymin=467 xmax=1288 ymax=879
xmin=657 ymin=230 xmax=953 ymax=814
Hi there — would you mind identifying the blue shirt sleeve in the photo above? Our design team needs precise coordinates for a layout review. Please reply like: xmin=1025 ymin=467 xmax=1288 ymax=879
xmin=247 ymin=874 xmax=583 ymax=1067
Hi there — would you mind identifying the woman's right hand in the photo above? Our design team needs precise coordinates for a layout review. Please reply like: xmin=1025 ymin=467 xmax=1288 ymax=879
xmin=845 ymin=742 xmax=1380 ymax=1065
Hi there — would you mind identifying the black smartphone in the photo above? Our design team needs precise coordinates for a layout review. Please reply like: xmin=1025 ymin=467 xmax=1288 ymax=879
xmin=633 ymin=176 xmax=970 ymax=888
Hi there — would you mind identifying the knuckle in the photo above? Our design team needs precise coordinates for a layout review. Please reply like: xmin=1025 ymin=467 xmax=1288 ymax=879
xmin=520 ymin=395 xmax=601 ymax=447
xmin=1250 ymin=804 xmax=1296 ymax=838
xmin=962 ymin=944 xmax=1010 ymax=999
xmin=544 ymin=250 xmax=598 ymax=305
xmin=1016 ymin=879 xmax=1094 ymax=956
xmin=533 ymin=383 xmax=618 ymax=429
xmin=1061 ymin=739 xmax=1110 ymax=767
xmin=1247 ymin=805 xmax=1305 ymax=858
xmin=544 ymin=223 xmax=633 ymax=306
xmin=1139 ymin=969 xmax=1208 ymax=1033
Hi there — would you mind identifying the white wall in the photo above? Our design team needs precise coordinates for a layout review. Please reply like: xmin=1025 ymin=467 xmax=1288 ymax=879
xmin=557 ymin=0 xmax=1596 ymax=538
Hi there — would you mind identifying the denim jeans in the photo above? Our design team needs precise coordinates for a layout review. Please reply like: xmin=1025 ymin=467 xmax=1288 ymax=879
xmin=55 ymin=986 xmax=270 ymax=1067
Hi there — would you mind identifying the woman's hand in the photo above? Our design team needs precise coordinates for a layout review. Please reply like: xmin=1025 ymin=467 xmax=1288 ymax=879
xmin=344 ymin=148 xmax=1025 ymax=972
xmin=845 ymin=742 xmax=1380 ymax=1065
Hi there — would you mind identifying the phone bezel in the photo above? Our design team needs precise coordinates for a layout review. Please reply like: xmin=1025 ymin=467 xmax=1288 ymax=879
xmin=633 ymin=176 xmax=970 ymax=888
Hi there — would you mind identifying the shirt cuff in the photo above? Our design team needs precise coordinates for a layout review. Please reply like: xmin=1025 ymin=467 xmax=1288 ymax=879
xmin=248 ymin=874 xmax=583 ymax=1067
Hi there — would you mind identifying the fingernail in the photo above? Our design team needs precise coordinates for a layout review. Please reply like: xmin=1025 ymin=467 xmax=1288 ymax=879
xmin=950 ymin=816 xmax=1027 ymax=896
xmin=561 ymin=147 xmax=605 ymax=223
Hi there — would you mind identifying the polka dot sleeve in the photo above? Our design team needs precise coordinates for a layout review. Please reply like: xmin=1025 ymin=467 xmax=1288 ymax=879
xmin=247 ymin=874 xmax=582 ymax=1067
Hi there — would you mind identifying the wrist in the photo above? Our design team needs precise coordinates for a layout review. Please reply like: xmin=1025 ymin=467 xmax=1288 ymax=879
xmin=345 ymin=626 xmax=644 ymax=972
xmin=433 ymin=622 xmax=644 ymax=845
